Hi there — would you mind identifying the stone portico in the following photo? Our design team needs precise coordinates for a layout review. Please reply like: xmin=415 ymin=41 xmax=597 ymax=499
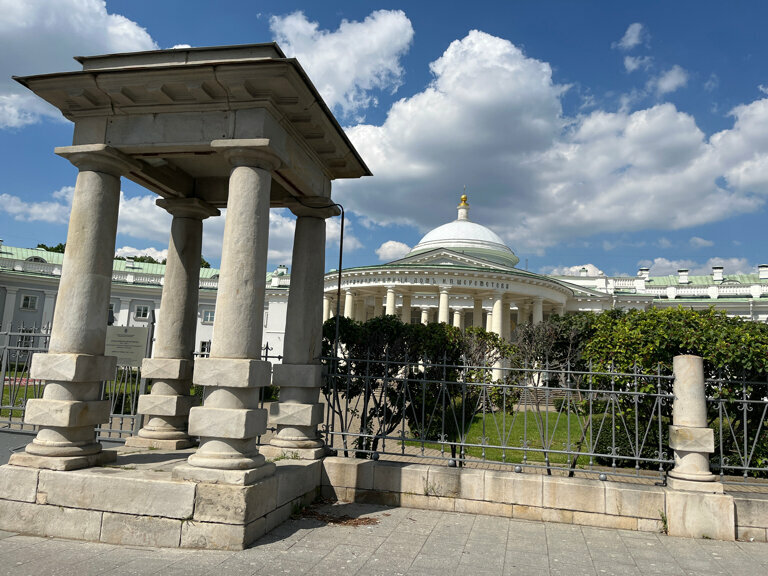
xmin=0 ymin=42 xmax=369 ymax=545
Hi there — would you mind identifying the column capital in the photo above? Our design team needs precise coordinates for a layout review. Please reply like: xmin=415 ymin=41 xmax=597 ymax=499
xmin=285 ymin=198 xmax=341 ymax=219
xmin=439 ymin=286 xmax=452 ymax=294
xmin=55 ymin=144 xmax=140 ymax=176
xmin=211 ymin=139 xmax=283 ymax=171
xmin=156 ymin=198 xmax=220 ymax=220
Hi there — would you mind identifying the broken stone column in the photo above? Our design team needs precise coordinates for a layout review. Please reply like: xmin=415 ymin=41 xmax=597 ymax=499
xmin=127 ymin=198 xmax=219 ymax=450
xmin=265 ymin=204 xmax=337 ymax=460
xmin=175 ymin=143 xmax=279 ymax=485
xmin=665 ymin=354 xmax=735 ymax=540
xmin=11 ymin=145 xmax=136 ymax=470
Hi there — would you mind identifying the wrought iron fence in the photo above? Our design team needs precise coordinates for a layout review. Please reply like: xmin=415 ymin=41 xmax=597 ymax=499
xmin=707 ymin=375 xmax=768 ymax=485
xmin=322 ymin=354 xmax=675 ymax=482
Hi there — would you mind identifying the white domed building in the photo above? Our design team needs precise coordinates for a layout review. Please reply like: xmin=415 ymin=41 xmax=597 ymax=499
xmin=322 ymin=196 xmax=650 ymax=337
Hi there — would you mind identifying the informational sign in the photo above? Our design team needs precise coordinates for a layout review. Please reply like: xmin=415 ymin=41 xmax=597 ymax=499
xmin=105 ymin=326 xmax=149 ymax=367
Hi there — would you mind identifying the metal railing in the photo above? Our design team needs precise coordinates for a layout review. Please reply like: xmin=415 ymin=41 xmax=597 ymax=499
xmin=322 ymin=354 xmax=675 ymax=482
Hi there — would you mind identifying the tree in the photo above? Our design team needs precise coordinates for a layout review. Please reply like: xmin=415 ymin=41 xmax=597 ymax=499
xmin=36 ymin=243 xmax=65 ymax=253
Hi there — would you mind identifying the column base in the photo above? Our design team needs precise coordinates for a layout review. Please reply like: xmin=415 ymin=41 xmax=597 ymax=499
xmin=172 ymin=461 xmax=276 ymax=485
xmin=9 ymin=449 xmax=117 ymax=471
xmin=666 ymin=475 xmax=723 ymax=493
xmin=260 ymin=444 xmax=327 ymax=461
xmin=125 ymin=437 xmax=197 ymax=450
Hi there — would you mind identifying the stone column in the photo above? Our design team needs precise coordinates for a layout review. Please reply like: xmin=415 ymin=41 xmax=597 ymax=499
xmin=355 ymin=298 xmax=366 ymax=322
xmin=502 ymin=299 xmax=511 ymax=340
xmin=322 ymin=296 xmax=331 ymax=322
xmin=491 ymin=293 xmax=505 ymax=381
xmin=266 ymin=205 xmax=336 ymax=460
xmin=11 ymin=146 xmax=136 ymax=470
xmin=127 ymin=198 xmax=219 ymax=450
xmin=343 ymin=290 xmax=355 ymax=319
xmin=665 ymin=354 xmax=735 ymax=540
xmin=485 ymin=310 xmax=493 ymax=332
xmin=438 ymin=287 xmax=451 ymax=324
xmin=1 ymin=287 xmax=18 ymax=330
xmin=420 ymin=307 xmax=430 ymax=325
xmin=473 ymin=297 xmax=484 ymax=328
xmin=40 ymin=291 xmax=57 ymax=328
xmin=385 ymin=286 xmax=397 ymax=316
xmin=452 ymin=309 xmax=463 ymax=329
xmin=532 ymin=298 xmax=543 ymax=324
xmin=373 ymin=295 xmax=383 ymax=318
xmin=400 ymin=294 xmax=412 ymax=324
xmin=176 ymin=145 xmax=280 ymax=485
xmin=555 ymin=303 xmax=565 ymax=316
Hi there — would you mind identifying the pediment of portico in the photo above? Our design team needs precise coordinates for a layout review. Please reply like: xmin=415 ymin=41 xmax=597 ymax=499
xmin=388 ymin=248 xmax=512 ymax=272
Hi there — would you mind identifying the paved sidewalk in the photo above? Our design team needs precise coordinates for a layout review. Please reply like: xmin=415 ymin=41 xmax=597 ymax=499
xmin=1 ymin=502 xmax=767 ymax=576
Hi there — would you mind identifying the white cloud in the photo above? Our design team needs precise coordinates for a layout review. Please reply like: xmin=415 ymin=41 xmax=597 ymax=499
xmin=270 ymin=10 xmax=413 ymax=120
xmin=545 ymin=263 xmax=605 ymax=276
xmin=689 ymin=236 xmax=714 ymax=248
xmin=0 ymin=0 xmax=157 ymax=128
xmin=759 ymin=84 xmax=768 ymax=95
xmin=171 ymin=44 xmax=191 ymax=49
xmin=115 ymin=246 xmax=168 ymax=261
xmin=614 ymin=23 xmax=647 ymax=51
xmin=704 ymin=74 xmax=719 ymax=92
xmin=651 ymin=65 xmax=688 ymax=96
xmin=656 ymin=237 xmax=672 ymax=249
xmin=624 ymin=55 xmax=652 ymax=73
xmin=375 ymin=240 xmax=411 ymax=261
xmin=639 ymin=256 xmax=753 ymax=276
xmin=0 ymin=186 xmax=73 ymax=223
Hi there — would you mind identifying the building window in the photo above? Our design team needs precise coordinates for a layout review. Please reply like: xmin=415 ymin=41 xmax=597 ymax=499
xmin=202 ymin=309 xmax=215 ymax=324
xmin=20 ymin=294 xmax=38 ymax=311
xmin=135 ymin=305 xmax=150 ymax=320
xmin=200 ymin=341 xmax=211 ymax=356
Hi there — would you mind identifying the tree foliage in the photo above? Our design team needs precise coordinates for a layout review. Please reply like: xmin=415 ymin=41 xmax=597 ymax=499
xmin=36 ymin=242 xmax=65 ymax=253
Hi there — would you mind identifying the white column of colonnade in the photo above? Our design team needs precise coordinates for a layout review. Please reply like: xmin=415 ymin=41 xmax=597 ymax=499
xmin=128 ymin=198 xmax=219 ymax=450
xmin=420 ymin=307 xmax=429 ymax=325
xmin=13 ymin=147 xmax=136 ymax=469
xmin=267 ymin=204 xmax=335 ymax=457
xmin=400 ymin=294 xmax=411 ymax=323
xmin=177 ymin=146 xmax=279 ymax=484
xmin=343 ymin=290 xmax=355 ymax=319
xmin=473 ymin=297 xmax=484 ymax=328
xmin=438 ymin=287 xmax=451 ymax=324
xmin=453 ymin=309 xmax=463 ymax=329
xmin=385 ymin=286 xmax=397 ymax=316
xmin=532 ymin=297 xmax=544 ymax=324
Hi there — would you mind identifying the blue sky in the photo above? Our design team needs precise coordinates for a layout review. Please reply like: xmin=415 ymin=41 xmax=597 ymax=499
xmin=2 ymin=1 xmax=768 ymax=279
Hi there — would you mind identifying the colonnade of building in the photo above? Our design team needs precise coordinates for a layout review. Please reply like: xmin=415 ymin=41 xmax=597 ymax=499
xmin=11 ymin=144 xmax=333 ymax=483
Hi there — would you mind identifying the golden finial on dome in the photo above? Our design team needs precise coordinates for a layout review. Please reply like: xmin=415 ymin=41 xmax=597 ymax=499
xmin=459 ymin=194 xmax=469 ymax=207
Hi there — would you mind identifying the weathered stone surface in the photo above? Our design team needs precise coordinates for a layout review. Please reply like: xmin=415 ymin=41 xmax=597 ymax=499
xmin=194 ymin=475 xmax=277 ymax=524
xmin=173 ymin=461 xmax=276 ymax=486
xmin=137 ymin=393 xmax=196 ymax=416
xmin=31 ymin=352 xmax=116 ymax=382
xmin=733 ymin=493 xmax=768 ymax=528
xmin=541 ymin=508 xmax=574 ymax=524
xmin=322 ymin=457 xmax=374 ymax=490
xmin=265 ymin=501 xmax=293 ymax=532
xmin=669 ymin=425 xmax=715 ymax=452
xmin=455 ymin=497 xmax=512 ymax=517
xmin=373 ymin=462 xmax=429 ymax=495
xmin=38 ymin=468 xmax=195 ymax=518
xmin=737 ymin=526 xmax=767 ymax=542
xmin=276 ymin=460 xmax=321 ymax=507
xmin=192 ymin=358 xmax=271 ymax=388
xmin=666 ymin=490 xmax=735 ymax=540
xmin=401 ymin=492 xmax=455 ymax=512
xmin=666 ymin=476 xmax=723 ymax=493
xmin=572 ymin=511 xmax=637 ymax=530
xmin=188 ymin=406 xmax=267 ymax=438
xmin=141 ymin=357 xmax=192 ymax=380
xmin=512 ymin=504 xmax=544 ymax=522
xmin=637 ymin=518 xmax=664 ymax=533
xmin=605 ymin=483 xmax=664 ymax=519
xmin=0 ymin=498 xmax=102 ymax=540
xmin=101 ymin=512 xmax=181 ymax=547
xmin=181 ymin=517 xmax=266 ymax=550
xmin=9 ymin=449 xmax=116 ymax=471
xmin=508 ymin=473 xmax=544 ymax=507
xmin=24 ymin=398 xmax=111 ymax=427
xmin=0 ymin=465 xmax=39 ymax=502
xmin=272 ymin=363 xmax=323 ymax=388
xmin=542 ymin=475 xmax=605 ymax=514
xmin=124 ymin=437 xmax=195 ymax=450
xmin=268 ymin=402 xmax=323 ymax=427
xmin=261 ymin=445 xmax=326 ymax=461
xmin=428 ymin=467 xmax=485 ymax=500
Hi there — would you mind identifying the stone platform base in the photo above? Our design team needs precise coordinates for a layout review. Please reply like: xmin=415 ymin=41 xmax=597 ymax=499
xmin=124 ymin=437 xmax=197 ymax=450
xmin=0 ymin=446 xmax=321 ymax=550
xmin=260 ymin=444 xmax=327 ymax=461
xmin=9 ymin=449 xmax=117 ymax=471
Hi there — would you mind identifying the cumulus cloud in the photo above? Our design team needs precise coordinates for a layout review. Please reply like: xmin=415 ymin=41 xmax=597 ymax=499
xmin=652 ymin=65 xmax=688 ymax=95
xmin=614 ymin=23 xmax=647 ymax=51
xmin=624 ymin=55 xmax=652 ymax=73
xmin=375 ymin=240 xmax=411 ymax=261
xmin=0 ymin=0 xmax=157 ymax=129
xmin=0 ymin=186 xmax=74 ymax=223
xmin=639 ymin=257 xmax=753 ymax=276
xmin=270 ymin=10 xmax=413 ymax=119
xmin=115 ymin=246 xmax=168 ymax=261
xmin=689 ymin=236 xmax=714 ymax=248
xmin=545 ymin=263 xmax=605 ymax=276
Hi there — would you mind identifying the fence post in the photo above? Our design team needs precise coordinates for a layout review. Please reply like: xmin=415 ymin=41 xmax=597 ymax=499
xmin=665 ymin=354 xmax=735 ymax=540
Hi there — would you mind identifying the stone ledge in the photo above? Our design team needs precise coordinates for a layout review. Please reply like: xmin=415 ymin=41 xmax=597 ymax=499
xmin=24 ymin=398 xmax=111 ymax=427
xmin=188 ymin=406 xmax=267 ymax=438
xmin=30 ymin=353 xmax=117 ymax=382
xmin=193 ymin=358 xmax=271 ymax=388
xmin=141 ymin=357 xmax=192 ymax=380
xmin=669 ymin=425 xmax=715 ymax=452
xmin=9 ymin=448 xmax=117 ymax=471
xmin=268 ymin=402 xmax=323 ymax=427
xmin=137 ymin=393 xmax=197 ymax=416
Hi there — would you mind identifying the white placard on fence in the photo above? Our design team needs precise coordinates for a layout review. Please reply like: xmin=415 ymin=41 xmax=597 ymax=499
xmin=105 ymin=326 xmax=149 ymax=367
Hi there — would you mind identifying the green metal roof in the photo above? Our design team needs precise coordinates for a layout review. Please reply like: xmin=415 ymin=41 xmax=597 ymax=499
xmin=646 ymin=273 xmax=764 ymax=286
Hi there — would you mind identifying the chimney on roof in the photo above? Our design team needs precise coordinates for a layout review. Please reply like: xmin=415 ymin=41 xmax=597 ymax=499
xmin=759 ymin=264 xmax=768 ymax=280
xmin=677 ymin=269 xmax=689 ymax=284
xmin=712 ymin=266 xmax=724 ymax=282
xmin=125 ymin=257 xmax=135 ymax=268
xmin=637 ymin=267 xmax=650 ymax=280
xmin=579 ymin=267 xmax=588 ymax=277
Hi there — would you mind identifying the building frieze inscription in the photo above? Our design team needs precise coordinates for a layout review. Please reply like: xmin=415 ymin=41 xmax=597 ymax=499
xmin=337 ymin=275 xmax=511 ymax=290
